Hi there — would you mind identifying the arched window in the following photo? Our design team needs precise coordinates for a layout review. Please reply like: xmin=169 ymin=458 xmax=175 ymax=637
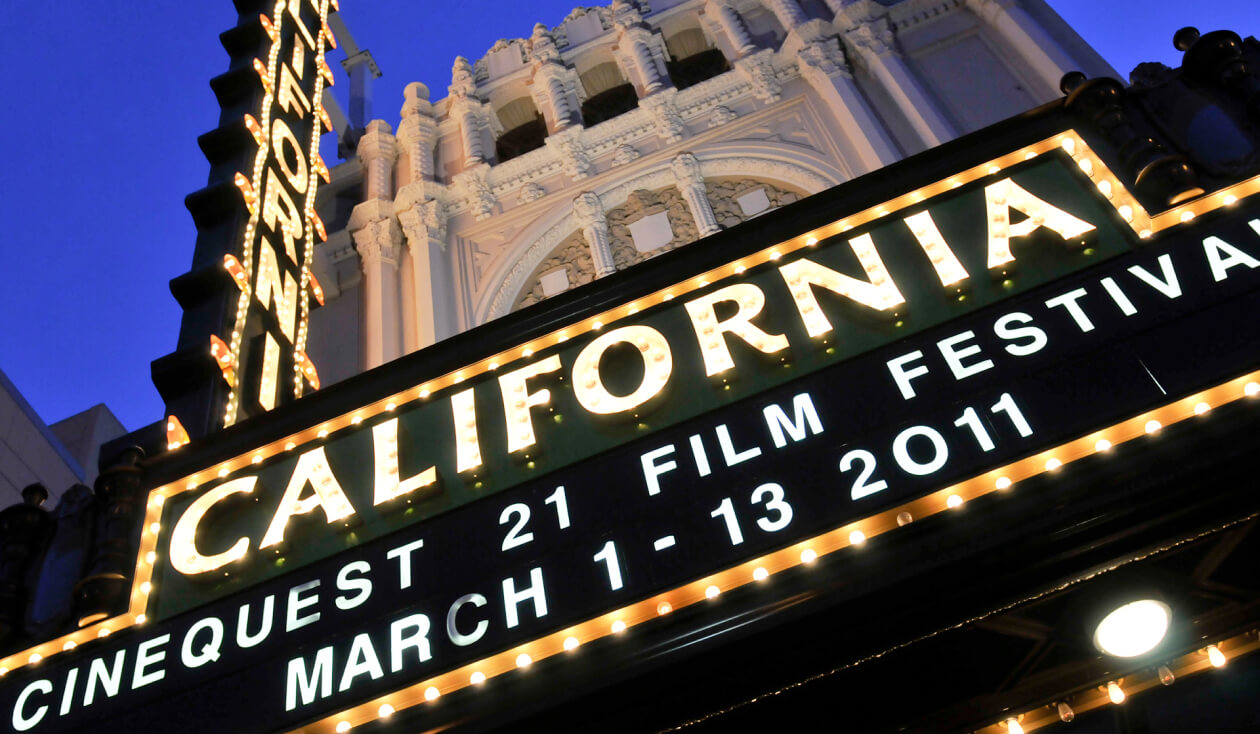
xmin=579 ymin=62 xmax=639 ymax=127
xmin=665 ymin=28 xmax=729 ymax=90
xmin=495 ymin=97 xmax=547 ymax=162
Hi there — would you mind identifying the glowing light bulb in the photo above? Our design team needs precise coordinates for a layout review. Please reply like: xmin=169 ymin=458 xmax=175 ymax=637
xmin=1095 ymin=439 xmax=1112 ymax=452
xmin=611 ymin=620 xmax=627 ymax=634
xmin=28 ymin=653 xmax=41 ymax=664
xmin=1094 ymin=599 xmax=1170 ymax=657
xmin=381 ymin=702 xmax=397 ymax=716
xmin=1005 ymin=718 xmax=1023 ymax=734
xmin=515 ymin=653 xmax=532 ymax=668
xmin=1206 ymin=644 xmax=1226 ymax=667
xmin=1107 ymin=681 xmax=1125 ymax=704
xmin=848 ymin=530 xmax=866 ymax=546
xmin=800 ymin=548 xmax=817 ymax=564
xmin=424 ymin=686 xmax=440 ymax=701
xmin=1194 ymin=402 xmax=1211 ymax=415
xmin=996 ymin=476 xmax=1012 ymax=490
xmin=705 ymin=585 xmax=721 ymax=599
xmin=753 ymin=567 xmax=769 ymax=581
xmin=1245 ymin=382 xmax=1260 ymax=397
xmin=63 ymin=641 xmax=76 ymax=651
xmin=1145 ymin=419 xmax=1162 ymax=434
xmin=1045 ymin=457 xmax=1062 ymax=471
xmin=336 ymin=722 xmax=351 ymax=733
xmin=896 ymin=512 xmax=913 ymax=526
xmin=563 ymin=637 xmax=580 ymax=651
xmin=1180 ymin=210 xmax=1195 ymax=223
xmin=946 ymin=494 xmax=964 ymax=509
xmin=470 ymin=671 xmax=486 ymax=684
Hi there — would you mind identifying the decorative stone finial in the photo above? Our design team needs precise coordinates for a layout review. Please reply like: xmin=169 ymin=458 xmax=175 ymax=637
xmin=1174 ymin=27 xmax=1200 ymax=52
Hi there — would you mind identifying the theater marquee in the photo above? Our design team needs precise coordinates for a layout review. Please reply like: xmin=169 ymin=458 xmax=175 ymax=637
xmin=7 ymin=130 xmax=1260 ymax=732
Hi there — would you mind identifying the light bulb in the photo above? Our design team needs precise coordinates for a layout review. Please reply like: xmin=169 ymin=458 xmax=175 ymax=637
xmin=1158 ymin=665 xmax=1175 ymax=685
xmin=1057 ymin=701 xmax=1075 ymax=722
xmin=1093 ymin=599 xmax=1170 ymax=657
xmin=1107 ymin=681 xmax=1125 ymax=704
xmin=1206 ymin=644 xmax=1226 ymax=667
xmin=1005 ymin=718 xmax=1023 ymax=734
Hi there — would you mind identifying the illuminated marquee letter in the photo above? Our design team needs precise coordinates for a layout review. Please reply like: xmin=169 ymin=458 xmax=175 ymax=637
xmin=170 ymin=476 xmax=259 ymax=575
xmin=255 ymin=238 xmax=299 ymax=342
xmin=778 ymin=236 xmax=905 ymax=339
xmin=985 ymin=178 xmax=1096 ymax=270
xmin=371 ymin=418 xmax=437 ymax=504
xmin=498 ymin=355 xmax=563 ymax=453
xmin=904 ymin=211 xmax=969 ymax=287
xmin=685 ymin=283 xmax=789 ymax=376
xmin=572 ymin=325 xmax=674 ymax=414
xmin=260 ymin=447 xmax=356 ymax=549
xmin=277 ymin=62 xmax=312 ymax=118
xmin=262 ymin=166 xmax=305 ymax=262
xmin=451 ymin=388 xmax=483 ymax=473
xmin=270 ymin=119 xmax=309 ymax=194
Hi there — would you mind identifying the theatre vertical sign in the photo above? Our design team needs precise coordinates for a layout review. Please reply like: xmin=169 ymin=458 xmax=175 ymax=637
xmin=221 ymin=0 xmax=336 ymax=427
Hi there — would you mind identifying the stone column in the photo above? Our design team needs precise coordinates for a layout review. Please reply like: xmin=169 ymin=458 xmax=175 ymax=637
xmin=797 ymin=38 xmax=900 ymax=173
xmin=671 ymin=153 xmax=721 ymax=237
xmin=351 ymin=211 xmax=404 ymax=369
xmin=449 ymin=57 xmax=488 ymax=167
xmin=573 ymin=192 xmax=616 ymax=278
xmin=358 ymin=120 xmax=396 ymax=200
xmin=840 ymin=16 xmax=955 ymax=147
xmin=395 ymin=82 xmax=437 ymax=187
xmin=396 ymin=189 xmax=447 ymax=353
xmin=703 ymin=0 xmax=758 ymax=59
xmin=612 ymin=1 xmax=671 ymax=95
xmin=966 ymin=0 xmax=1080 ymax=96
xmin=529 ymin=24 xmax=584 ymax=132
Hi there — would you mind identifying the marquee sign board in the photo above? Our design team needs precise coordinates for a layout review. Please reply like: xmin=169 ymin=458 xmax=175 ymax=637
xmin=215 ymin=0 xmax=336 ymax=429
xmin=6 ymin=131 xmax=1260 ymax=733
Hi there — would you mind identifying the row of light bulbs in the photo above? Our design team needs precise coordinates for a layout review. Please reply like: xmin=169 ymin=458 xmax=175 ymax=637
xmin=308 ymin=375 xmax=1260 ymax=732
xmin=1000 ymin=642 xmax=1239 ymax=734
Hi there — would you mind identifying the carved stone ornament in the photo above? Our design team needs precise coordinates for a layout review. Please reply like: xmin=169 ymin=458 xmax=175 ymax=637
xmin=454 ymin=164 xmax=497 ymax=220
xmin=529 ymin=23 xmax=563 ymax=64
xmin=352 ymin=216 xmax=404 ymax=269
xmin=736 ymin=50 xmax=783 ymax=103
xmin=797 ymin=37 xmax=853 ymax=81
xmin=708 ymin=105 xmax=737 ymax=128
xmin=843 ymin=17 xmax=897 ymax=58
xmin=545 ymin=128 xmax=594 ymax=180
xmin=612 ymin=144 xmax=642 ymax=166
xmin=449 ymin=56 xmax=480 ymax=99
xmin=518 ymin=182 xmax=547 ymax=204
xmin=670 ymin=151 xmax=705 ymax=185
xmin=641 ymin=89 xmax=687 ymax=142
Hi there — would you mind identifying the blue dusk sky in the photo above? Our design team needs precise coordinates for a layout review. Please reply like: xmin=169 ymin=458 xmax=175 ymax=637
xmin=0 ymin=0 xmax=1249 ymax=433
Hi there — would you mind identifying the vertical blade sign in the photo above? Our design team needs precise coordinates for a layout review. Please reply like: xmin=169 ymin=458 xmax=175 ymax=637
xmin=224 ymin=0 xmax=334 ymax=427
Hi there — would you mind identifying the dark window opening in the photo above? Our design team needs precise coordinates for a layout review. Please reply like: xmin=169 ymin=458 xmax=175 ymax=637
xmin=667 ymin=49 xmax=730 ymax=90
xmin=496 ymin=116 xmax=547 ymax=163
xmin=581 ymin=83 xmax=640 ymax=127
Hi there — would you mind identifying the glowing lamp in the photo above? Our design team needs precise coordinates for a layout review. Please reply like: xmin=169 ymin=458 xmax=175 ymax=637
xmin=322 ymin=20 xmax=337 ymax=49
xmin=223 ymin=254 xmax=249 ymax=290
xmin=1005 ymin=717 xmax=1023 ymax=734
xmin=1106 ymin=681 xmax=1125 ymax=704
xmin=243 ymin=113 xmax=265 ymax=146
xmin=318 ymin=55 xmax=335 ymax=84
xmin=295 ymin=350 xmax=321 ymax=390
xmin=1092 ymin=599 xmax=1171 ymax=657
xmin=1206 ymin=644 xmax=1226 ymax=667
xmin=166 ymin=415 xmax=190 ymax=450
xmin=259 ymin=14 xmax=279 ymax=43
xmin=311 ymin=210 xmax=328 ymax=241
xmin=210 ymin=334 xmax=237 ymax=387
xmin=317 ymin=104 xmax=333 ymax=132
xmin=252 ymin=58 xmax=272 ymax=95
xmin=314 ymin=154 xmax=331 ymax=183
xmin=309 ymin=272 xmax=326 ymax=306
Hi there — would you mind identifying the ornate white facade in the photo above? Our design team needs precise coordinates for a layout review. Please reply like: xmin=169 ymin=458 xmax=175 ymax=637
xmin=308 ymin=0 xmax=1115 ymax=382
